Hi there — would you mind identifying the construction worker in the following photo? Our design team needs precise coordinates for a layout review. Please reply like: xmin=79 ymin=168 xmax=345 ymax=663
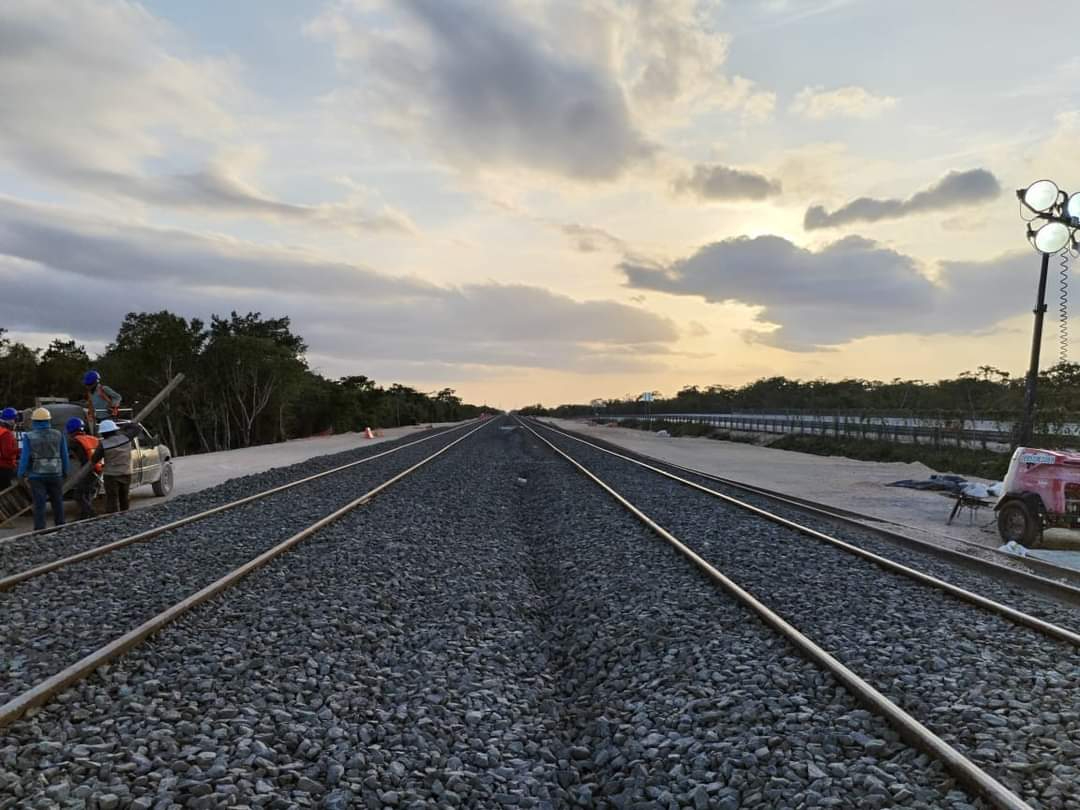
xmin=0 ymin=407 xmax=19 ymax=490
xmin=17 ymin=407 xmax=69 ymax=530
xmin=84 ymin=370 xmax=122 ymax=426
xmin=66 ymin=417 xmax=101 ymax=520
xmin=95 ymin=419 xmax=133 ymax=514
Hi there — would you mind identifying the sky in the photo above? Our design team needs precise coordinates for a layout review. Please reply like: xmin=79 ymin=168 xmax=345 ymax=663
xmin=1 ymin=0 xmax=1077 ymax=409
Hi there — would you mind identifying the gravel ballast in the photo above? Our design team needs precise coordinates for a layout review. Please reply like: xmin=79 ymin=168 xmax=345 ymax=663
xmin=0 ymin=420 xmax=985 ymax=808
xmin=0 ymin=425 xmax=468 ymax=580
xmin=540 ymin=422 xmax=1080 ymax=627
xmin=0 ymin=425 xmax=478 ymax=706
xmin=534 ymin=420 xmax=1080 ymax=809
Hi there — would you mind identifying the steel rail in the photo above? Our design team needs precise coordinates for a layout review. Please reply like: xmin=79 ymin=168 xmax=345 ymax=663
xmin=0 ymin=418 xmax=491 ymax=731
xmin=0 ymin=423 xmax=472 ymax=548
xmin=518 ymin=419 xmax=1034 ymax=810
xmin=531 ymin=419 xmax=1080 ymax=646
xmin=542 ymin=420 xmax=1080 ymax=604
xmin=555 ymin=421 xmax=1080 ymax=593
xmin=0 ymin=505 xmax=115 ymax=546
xmin=658 ymin=465 xmax=1080 ymax=595
xmin=0 ymin=422 xmax=476 ymax=591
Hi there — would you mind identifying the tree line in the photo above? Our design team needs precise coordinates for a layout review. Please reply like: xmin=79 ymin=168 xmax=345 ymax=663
xmin=0 ymin=311 xmax=490 ymax=456
xmin=518 ymin=363 xmax=1080 ymax=430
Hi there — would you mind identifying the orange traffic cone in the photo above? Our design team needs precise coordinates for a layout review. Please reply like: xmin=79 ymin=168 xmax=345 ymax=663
xmin=364 ymin=427 xmax=374 ymax=439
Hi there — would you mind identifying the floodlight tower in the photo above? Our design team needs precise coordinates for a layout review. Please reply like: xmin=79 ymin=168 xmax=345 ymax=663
xmin=1015 ymin=180 xmax=1080 ymax=445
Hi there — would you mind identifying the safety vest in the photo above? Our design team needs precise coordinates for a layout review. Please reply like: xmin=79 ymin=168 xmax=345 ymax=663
xmin=27 ymin=428 xmax=63 ymax=477
xmin=100 ymin=432 xmax=134 ymax=477
xmin=73 ymin=433 xmax=103 ymax=474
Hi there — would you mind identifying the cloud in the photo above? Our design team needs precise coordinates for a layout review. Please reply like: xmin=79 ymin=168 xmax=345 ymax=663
xmin=0 ymin=0 xmax=233 ymax=179
xmin=614 ymin=0 xmax=773 ymax=124
xmin=673 ymin=164 xmax=781 ymax=201
xmin=75 ymin=165 xmax=418 ymax=235
xmin=804 ymin=168 xmax=1001 ymax=229
xmin=310 ymin=0 xmax=651 ymax=181
xmin=0 ymin=197 xmax=424 ymax=299
xmin=941 ymin=214 xmax=991 ymax=232
xmin=741 ymin=91 xmax=777 ymax=124
xmin=559 ymin=223 xmax=627 ymax=254
xmin=620 ymin=233 xmax=1030 ymax=350
xmin=619 ymin=0 xmax=728 ymax=114
xmin=0 ymin=2 xmax=417 ymax=234
xmin=0 ymin=197 xmax=677 ymax=376
xmin=791 ymin=85 xmax=897 ymax=120
xmin=309 ymin=0 xmax=774 ymax=180
xmin=741 ymin=0 xmax=863 ymax=27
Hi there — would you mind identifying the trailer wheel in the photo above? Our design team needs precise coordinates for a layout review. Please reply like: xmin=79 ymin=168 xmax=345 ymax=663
xmin=997 ymin=500 xmax=1040 ymax=547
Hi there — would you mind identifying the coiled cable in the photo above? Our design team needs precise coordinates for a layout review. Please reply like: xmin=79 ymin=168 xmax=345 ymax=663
xmin=1059 ymin=248 xmax=1070 ymax=364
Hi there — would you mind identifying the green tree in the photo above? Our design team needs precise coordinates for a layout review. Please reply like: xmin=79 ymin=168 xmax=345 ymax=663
xmin=201 ymin=334 xmax=304 ymax=448
xmin=99 ymin=311 xmax=208 ymax=453
xmin=210 ymin=311 xmax=307 ymax=356
xmin=37 ymin=339 xmax=90 ymax=400
xmin=0 ymin=330 xmax=40 ymax=407
xmin=4 ymin=313 xmax=488 ymax=453
xmin=433 ymin=388 xmax=463 ymax=421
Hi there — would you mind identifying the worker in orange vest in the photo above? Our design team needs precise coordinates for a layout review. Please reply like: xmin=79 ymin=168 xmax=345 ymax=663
xmin=0 ymin=407 xmax=19 ymax=490
xmin=66 ymin=417 xmax=102 ymax=520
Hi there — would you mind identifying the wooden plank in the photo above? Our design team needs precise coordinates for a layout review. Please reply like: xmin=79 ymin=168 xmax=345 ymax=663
xmin=0 ymin=483 xmax=33 ymax=526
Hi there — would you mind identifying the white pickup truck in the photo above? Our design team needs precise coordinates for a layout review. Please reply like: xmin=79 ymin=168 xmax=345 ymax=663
xmin=114 ymin=420 xmax=175 ymax=497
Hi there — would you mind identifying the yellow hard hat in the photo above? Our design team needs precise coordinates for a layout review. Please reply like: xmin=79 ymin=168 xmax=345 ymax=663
xmin=31 ymin=407 xmax=51 ymax=421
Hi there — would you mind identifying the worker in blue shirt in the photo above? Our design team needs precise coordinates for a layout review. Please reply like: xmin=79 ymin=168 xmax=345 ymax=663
xmin=17 ymin=407 xmax=70 ymax=530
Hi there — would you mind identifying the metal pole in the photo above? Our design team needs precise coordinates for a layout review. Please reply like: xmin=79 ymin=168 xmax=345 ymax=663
xmin=1019 ymin=252 xmax=1051 ymax=446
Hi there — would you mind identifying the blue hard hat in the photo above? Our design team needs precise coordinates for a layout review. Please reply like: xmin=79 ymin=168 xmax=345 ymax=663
xmin=0 ymin=407 xmax=17 ymax=422
xmin=65 ymin=417 xmax=85 ymax=434
xmin=83 ymin=370 xmax=101 ymax=386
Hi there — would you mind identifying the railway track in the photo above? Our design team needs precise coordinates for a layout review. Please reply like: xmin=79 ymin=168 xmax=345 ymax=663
xmin=522 ymin=418 xmax=1080 ymax=810
xmin=3 ymin=417 xmax=996 ymax=809
xmin=684 ymin=477 xmax=1080 ymax=598
xmin=536 ymin=418 xmax=1080 ymax=607
xmin=0 ymin=422 xmax=474 ymax=584
xmin=531 ymin=420 xmax=1080 ymax=633
xmin=695 ymin=479 xmax=1080 ymax=600
xmin=0 ymin=419 xmax=490 ymax=729
xmin=538 ymin=419 xmax=1080 ymax=607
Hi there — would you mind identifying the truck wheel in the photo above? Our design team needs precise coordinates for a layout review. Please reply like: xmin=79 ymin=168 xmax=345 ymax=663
xmin=152 ymin=462 xmax=174 ymax=497
xmin=997 ymin=500 xmax=1040 ymax=547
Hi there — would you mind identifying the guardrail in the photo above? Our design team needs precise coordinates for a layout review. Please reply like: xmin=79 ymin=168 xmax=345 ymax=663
xmin=602 ymin=412 xmax=1024 ymax=451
